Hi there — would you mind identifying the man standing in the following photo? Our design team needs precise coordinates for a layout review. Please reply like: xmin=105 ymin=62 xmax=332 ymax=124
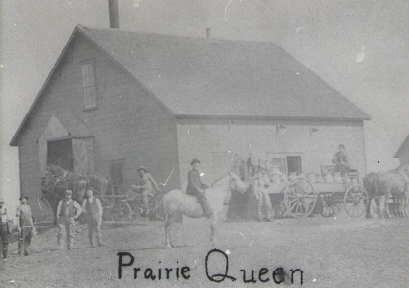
xmin=56 ymin=190 xmax=82 ymax=250
xmin=133 ymin=166 xmax=160 ymax=216
xmin=186 ymin=158 xmax=212 ymax=218
xmin=0 ymin=200 xmax=13 ymax=260
xmin=82 ymin=190 xmax=103 ymax=248
xmin=16 ymin=195 xmax=36 ymax=256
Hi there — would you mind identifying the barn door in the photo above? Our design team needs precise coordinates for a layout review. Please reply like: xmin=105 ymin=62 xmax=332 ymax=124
xmin=72 ymin=137 xmax=94 ymax=175
xmin=47 ymin=138 xmax=74 ymax=171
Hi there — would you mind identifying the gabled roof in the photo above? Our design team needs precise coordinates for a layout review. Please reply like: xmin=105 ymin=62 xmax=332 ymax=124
xmin=394 ymin=135 xmax=409 ymax=158
xmin=78 ymin=26 xmax=370 ymax=120
xmin=10 ymin=25 xmax=370 ymax=146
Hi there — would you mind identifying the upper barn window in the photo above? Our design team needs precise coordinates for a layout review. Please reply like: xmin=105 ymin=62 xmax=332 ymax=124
xmin=81 ymin=62 xmax=97 ymax=109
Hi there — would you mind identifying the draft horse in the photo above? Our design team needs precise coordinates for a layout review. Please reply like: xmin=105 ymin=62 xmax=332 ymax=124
xmin=163 ymin=172 xmax=247 ymax=248
xmin=364 ymin=162 xmax=409 ymax=218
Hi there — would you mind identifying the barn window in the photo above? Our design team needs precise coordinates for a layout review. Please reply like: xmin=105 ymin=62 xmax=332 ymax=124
xmin=267 ymin=153 xmax=303 ymax=175
xmin=287 ymin=156 xmax=302 ymax=174
xmin=109 ymin=160 xmax=124 ymax=195
xmin=82 ymin=62 xmax=97 ymax=109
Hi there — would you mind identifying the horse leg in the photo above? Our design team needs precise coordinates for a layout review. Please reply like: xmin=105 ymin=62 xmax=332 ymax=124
xmin=210 ymin=215 xmax=217 ymax=246
xmin=395 ymin=195 xmax=401 ymax=217
xmin=365 ymin=197 xmax=372 ymax=219
xmin=374 ymin=197 xmax=381 ymax=218
xmin=384 ymin=195 xmax=391 ymax=218
xmin=165 ymin=216 xmax=173 ymax=248
xmin=400 ymin=194 xmax=406 ymax=217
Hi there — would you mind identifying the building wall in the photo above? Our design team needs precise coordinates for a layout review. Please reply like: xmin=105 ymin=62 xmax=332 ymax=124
xmin=176 ymin=118 xmax=366 ymax=189
xmin=16 ymin=32 xmax=180 ymax=220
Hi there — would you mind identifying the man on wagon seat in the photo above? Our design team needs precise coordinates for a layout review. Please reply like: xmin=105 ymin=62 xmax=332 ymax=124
xmin=186 ymin=158 xmax=212 ymax=218
xmin=332 ymin=144 xmax=350 ymax=174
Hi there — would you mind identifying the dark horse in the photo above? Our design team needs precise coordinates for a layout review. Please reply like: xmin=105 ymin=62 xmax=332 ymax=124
xmin=364 ymin=162 xmax=409 ymax=218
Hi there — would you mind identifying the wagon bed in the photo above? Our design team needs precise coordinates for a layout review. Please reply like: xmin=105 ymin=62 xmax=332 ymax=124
xmin=264 ymin=173 xmax=368 ymax=218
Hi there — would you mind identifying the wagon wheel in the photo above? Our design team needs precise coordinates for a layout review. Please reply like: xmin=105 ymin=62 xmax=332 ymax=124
xmin=320 ymin=193 xmax=337 ymax=217
xmin=284 ymin=177 xmax=317 ymax=218
xmin=343 ymin=185 xmax=368 ymax=218
xmin=103 ymin=200 xmax=132 ymax=222
xmin=116 ymin=201 xmax=132 ymax=221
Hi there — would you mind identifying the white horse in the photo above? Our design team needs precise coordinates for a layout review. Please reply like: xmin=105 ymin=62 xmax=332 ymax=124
xmin=163 ymin=172 xmax=247 ymax=248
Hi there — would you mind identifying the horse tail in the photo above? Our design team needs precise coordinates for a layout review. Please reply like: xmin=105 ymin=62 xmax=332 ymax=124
xmin=105 ymin=176 xmax=113 ymax=195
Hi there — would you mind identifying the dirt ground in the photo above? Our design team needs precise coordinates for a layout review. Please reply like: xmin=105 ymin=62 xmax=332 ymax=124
xmin=0 ymin=212 xmax=408 ymax=288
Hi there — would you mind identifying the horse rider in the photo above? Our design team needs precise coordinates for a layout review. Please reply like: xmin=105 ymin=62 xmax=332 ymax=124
xmin=332 ymin=144 xmax=350 ymax=174
xmin=186 ymin=158 xmax=212 ymax=218
xmin=132 ymin=166 xmax=160 ymax=216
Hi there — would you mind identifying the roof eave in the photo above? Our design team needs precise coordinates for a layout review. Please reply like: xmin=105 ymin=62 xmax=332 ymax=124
xmin=394 ymin=135 xmax=409 ymax=158
xmin=9 ymin=25 xmax=84 ymax=147
xmin=175 ymin=114 xmax=371 ymax=121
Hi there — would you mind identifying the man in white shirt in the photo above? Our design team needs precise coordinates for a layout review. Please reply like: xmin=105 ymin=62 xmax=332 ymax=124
xmin=16 ymin=195 xmax=36 ymax=256
xmin=56 ymin=190 xmax=82 ymax=250
xmin=81 ymin=190 xmax=103 ymax=248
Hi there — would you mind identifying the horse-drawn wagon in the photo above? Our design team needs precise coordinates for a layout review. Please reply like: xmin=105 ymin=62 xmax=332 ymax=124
xmin=41 ymin=164 xmax=167 ymax=224
xmin=263 ymin=171 xmax=369 ymax=219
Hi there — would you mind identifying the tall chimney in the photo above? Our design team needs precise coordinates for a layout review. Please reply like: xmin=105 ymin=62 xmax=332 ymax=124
xmin=206 ymin=27 xmax=211 ymax=39
xmin=108 ymin=0 xmax=120 ymax=28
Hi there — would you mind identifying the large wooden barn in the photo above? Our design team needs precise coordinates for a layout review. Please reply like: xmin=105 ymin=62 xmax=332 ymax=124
xmin=10 ymin=25 xmax=370 ymax=220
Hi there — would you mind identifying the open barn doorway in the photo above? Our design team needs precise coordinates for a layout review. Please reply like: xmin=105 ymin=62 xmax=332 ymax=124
xmin=47 ymin=138 xmax=74 ymax=172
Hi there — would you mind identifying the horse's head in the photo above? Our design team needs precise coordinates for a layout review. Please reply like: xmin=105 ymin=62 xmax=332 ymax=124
xmin=228 ymin=172 xmax=247 ymax=193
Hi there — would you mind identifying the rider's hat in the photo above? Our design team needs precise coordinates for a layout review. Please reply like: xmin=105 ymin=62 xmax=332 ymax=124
xmin=65 ymin=190 xmax=73 ymax=195
xmin=137 ymin=166 xmax=147 ymax=172
xmin=190 ymin=158 xmax=201 ymax=165
xmin=19 ymin=195 xmax=29 ymax=200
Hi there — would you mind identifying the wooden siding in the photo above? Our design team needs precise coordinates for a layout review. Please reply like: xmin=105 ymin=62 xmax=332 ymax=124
xmin=176 ymin=119 xmax=366 ymax=189
xmin=16 ymin=33 xmax=180 ymax=220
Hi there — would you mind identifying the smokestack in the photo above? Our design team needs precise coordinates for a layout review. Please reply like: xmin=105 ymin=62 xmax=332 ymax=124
xmin=206 ymin=27 xmax=211 ymax=39
xmin=108 ymin=0 xmax=120 ymax=29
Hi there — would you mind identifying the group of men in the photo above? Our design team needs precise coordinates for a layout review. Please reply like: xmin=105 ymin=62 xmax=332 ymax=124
xmin=0 ymin=195 xmax=37 ymax=260
xmin=0 ymin=188 xmax=104 ymax=260
xmin=0 ymin=158 xmax=216 ymax=260
xmin=56 ymin=189 xmax=103 ymax=250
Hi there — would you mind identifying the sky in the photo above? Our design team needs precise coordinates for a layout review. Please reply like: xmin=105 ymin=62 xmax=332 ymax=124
xmin=1 ymin=0 xmax=408 ymax=209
